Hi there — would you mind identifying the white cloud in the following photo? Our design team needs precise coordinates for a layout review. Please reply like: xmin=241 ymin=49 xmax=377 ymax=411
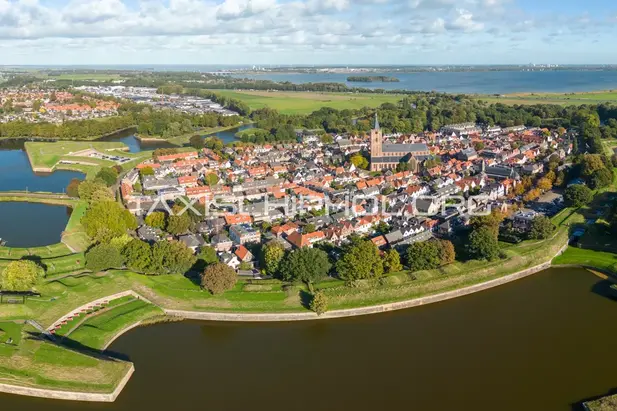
xmin=0 ymin=0 xmax=614 ymax=64
xmin=444 ymin=9 xmax=484 ymax=32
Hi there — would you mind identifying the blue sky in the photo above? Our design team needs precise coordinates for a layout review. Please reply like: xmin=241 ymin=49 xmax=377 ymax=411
xmin=0 ymin=0 xmax=616 ymax=65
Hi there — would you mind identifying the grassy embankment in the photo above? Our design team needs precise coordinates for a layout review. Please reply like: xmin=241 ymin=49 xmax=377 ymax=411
xmin=0 ymin=200 xmax=581 ymax=395
xmin=473 ymin=90 xmax=617 ymax=106
xmin=584 ymin=394 xmax=617 ymax=410
xmin=24 ymin=141 xmax=151 ymax=178
xmin=213 ymin=90 xmax=406 ymax=115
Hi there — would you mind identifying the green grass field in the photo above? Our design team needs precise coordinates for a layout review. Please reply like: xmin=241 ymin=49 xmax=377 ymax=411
xmin=553 ymin=247 xmax=617 ymax=273
xmin=69 ymin=299 xmax=161 ymax=350
xmin=213 ymin=90 xmax=405 ymax=114
xmin=25 ymin=141 xmax=128 ymax=168
xmin=46 ymin=73 xmax=125 ymax=81
xmin=0 ymin=322 xmax=22 ymax=357
xmin=474 ymin=90 xmax=617 ymax=106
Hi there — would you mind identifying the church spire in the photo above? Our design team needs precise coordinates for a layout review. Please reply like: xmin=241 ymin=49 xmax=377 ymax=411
xmin=374 ymin=112 xmax=380 ymax=130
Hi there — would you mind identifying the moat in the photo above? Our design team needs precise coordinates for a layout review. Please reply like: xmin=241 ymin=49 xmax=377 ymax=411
xmin=0 ymin=267 xmax=615 ymax=410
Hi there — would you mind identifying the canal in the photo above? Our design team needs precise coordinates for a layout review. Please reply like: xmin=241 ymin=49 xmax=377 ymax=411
xmin=1 ymin=267 xmax=616 ymax=410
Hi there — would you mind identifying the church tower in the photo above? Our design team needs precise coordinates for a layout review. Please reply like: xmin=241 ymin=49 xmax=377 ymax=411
xmin=370 ymin=112 xmax=383 ymax=171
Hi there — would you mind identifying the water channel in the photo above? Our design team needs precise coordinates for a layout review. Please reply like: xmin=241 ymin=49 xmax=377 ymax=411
xmin=1 ymin=267 xmax=615 ymax=410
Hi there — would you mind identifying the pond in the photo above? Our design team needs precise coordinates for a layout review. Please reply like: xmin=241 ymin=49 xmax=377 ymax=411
xmin=2 ymin=267 xmax=616 ymax=410
xmin=0 ymin=202 xmax=71 ymax=247
xmin=0 ymin=143 xmax=83 ymax=193
xmin=97 ymin=130 xmax=176 ymax=153
xmin=211 ymin=124 xmax=255 ymax=144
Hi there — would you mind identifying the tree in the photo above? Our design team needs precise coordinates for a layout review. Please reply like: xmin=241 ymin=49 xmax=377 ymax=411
xmin=350 ymin=152 xmax=369 ymax=170
xmin=122 ymin=239 xmax=153 ymax=273
xmin=82 ymin=201 xmax=137 ymax=243
xmin=564 ymin=184 xmax=593 ymax=207
xmin=310 ymin=290 xmax=328 ymax=315
xmin=406 ymin=240 xmax=441 ymax=272
xmin=140 ymin=166 xmax=155 ymax=177
xmin=151 ymin=240 xmax=196 ymax=275
xmin=205 ymin=173 xmax=219 ymax=187
xmin=383 ymin=249 xmax=402 ymax=273
xmin=261 ymin=242 xmax=285 ymax=276
xmin=204 ymin=137 xmax=224 ymax=151
xmin=438 ymin=239 xmax=456 ymax=265
xmin=336 ymin=240 xmax=384 ymax=281
xmin=77 ymin=179 xmax=113 ymax=202
xmin=536 ymin=177 xmax=553 ymax=192
xmin=278 ymin=248 xmax=331 ymax=286
xmin=588 ymin=167 xmax=613 ymax=189
xmin=166 ymin=205 xmax=191 ymax=235
xmin=197 ymin=246 xmax=219 ymax=266
xmin=523 ymin=188 xmax=542 ymax=202
xmin=0 ymin=260 xmax=42 ymax=291
xmin=529 ymin=215 xmax=555 ymax=240
xmin=470 ymin=211 xmax=505 ymax=237
xmin=467 ymin=227 xmax=500 ymax=261
xmin=303 ymin=223 xmax=316 ymax=234
xmin=201 ymin=263 xmax=237 ymax=294
xmin=190 ymin=135 xmax=205 ymax=149
xmin=145 ymin=211 xmax=166 ymax=229
xmin=66 ymin=178 xmax=81 ymax=198
xmin=320 ymin=134 xmax=334 ymax=144
xmin=95 ymin=167 xmax=119 ymax=187
xmin=85 ymin=243 xmax=126 ymax=272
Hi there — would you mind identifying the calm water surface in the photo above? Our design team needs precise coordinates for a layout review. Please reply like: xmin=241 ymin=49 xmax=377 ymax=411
xmin=232 ymin=70 xmax=617 ymax=94
xmin=0 ymin=202 xmax=71 ymax=247
xmin=98 ymin=131 xmax=176 ymax=153
xmin=0 ymin=146 xmax=83 ymax=193
xmin=211 ymin=124 xmax=255 ymax=144
xmin=2 ymin=268 xmax=617 ymax=410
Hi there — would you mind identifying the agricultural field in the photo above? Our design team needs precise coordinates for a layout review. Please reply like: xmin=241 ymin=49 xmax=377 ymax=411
xmin=473 ymin=90 xmax=617 ymax=106
xmin=213 ymin=90 xmax=406 ymax=114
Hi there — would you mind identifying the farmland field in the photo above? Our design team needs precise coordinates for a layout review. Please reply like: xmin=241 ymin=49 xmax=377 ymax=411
xmin=213 ymin=90 xmax=406 ymax=114
xmin=473 ymin=90 xmax=617 ymax=106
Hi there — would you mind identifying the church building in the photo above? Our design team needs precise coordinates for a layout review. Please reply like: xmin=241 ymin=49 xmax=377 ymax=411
xmin=369 ymin=114 xmax=431 ymax=172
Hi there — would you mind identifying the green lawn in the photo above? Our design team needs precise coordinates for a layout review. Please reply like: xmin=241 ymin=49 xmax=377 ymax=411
xmin=69 ymin=299 xmax=162 ymax=350
xmin=213 ymin=90 xmax=406 ymax=114
xmin=473 ymin=90 xmax=617 ymax=106
xmin=51 ymin=73 xmax=125 ymax=81
xmin=0 ymin=322 xmax=22 ymax=357
xmin=25 ymin=141 xmax=129 ymax=169
xmin=553 ymin=247 xmax=617 ymax=273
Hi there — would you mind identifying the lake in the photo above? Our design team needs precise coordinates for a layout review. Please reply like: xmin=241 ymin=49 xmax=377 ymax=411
xmin=232 ymin=70 xmax=617 ymax=94
xmin=0 ymin=202 xmax=71 ymax=247
xmin=2 ymin=267 xmax=617 ymax=410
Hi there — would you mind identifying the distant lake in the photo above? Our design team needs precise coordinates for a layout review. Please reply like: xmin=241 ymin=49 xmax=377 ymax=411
xmin=0 ymin=144 xmax=83 ymax=193
xmin=231 ymin=70 xmax=617 ymax=94
xmin=0 ymin=202 xmax=71 ymax=247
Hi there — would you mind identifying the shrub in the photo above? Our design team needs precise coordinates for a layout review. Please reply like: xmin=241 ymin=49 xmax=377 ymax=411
xmin=310 ymin=290 xmax=328 ymax=315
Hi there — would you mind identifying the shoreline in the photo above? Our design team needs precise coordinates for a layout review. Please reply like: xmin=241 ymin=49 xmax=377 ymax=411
xmin=0 ymin=248 xmax=569 ymax=403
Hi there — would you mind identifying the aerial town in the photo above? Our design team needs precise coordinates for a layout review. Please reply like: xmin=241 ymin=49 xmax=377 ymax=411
xmin=119 ymin=116 xmax=571 ymax=277
xmin=0 ymin=86 xmax=238 ymax=125
xmin=0 ymin=89 xmax=120 ymax=123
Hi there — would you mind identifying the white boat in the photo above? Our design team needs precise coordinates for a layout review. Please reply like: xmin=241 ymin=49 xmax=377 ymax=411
xmin=0 ymin=238 xmax=6 ymax=247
